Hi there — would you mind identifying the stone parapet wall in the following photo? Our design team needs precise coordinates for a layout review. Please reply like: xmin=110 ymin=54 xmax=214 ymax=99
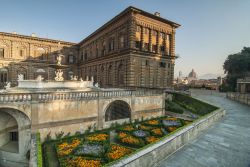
xmin=109 ymin=108 xmax=225 ymax=167
xmin=227 ymin=92 xmax=250 ymax=106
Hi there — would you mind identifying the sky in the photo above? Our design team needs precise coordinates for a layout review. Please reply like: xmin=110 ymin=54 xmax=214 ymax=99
xmin=1 ymin=0 xmax=250 ymax=78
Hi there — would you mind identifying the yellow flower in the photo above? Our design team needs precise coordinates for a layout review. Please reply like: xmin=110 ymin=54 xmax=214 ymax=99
xmin=107 ymin=145 xmax=133 ymax=160
xmin=151 ymin=128 xmax=163 ymax=136
xmin=86 ymin=133 xmax=109 ymax=141
xmin=146 ymin=136 xmax=159 ymax=143
xmin=146 ymin=120 xmax=159 ymax=125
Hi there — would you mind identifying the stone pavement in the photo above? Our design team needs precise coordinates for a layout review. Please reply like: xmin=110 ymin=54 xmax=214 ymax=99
xmin=156 ymin=89 xmax=250 ymax=167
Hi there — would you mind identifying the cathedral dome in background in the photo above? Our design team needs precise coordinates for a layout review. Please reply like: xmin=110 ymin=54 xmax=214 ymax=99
xmin=188 ymin=69 xmax=197 ymax=79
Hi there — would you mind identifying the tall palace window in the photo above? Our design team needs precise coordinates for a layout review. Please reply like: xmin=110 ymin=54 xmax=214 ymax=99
xmin=109 ymin=37 xmax=115 ymax=51
xmin=0 ymin=48 xmax=4 ymax=58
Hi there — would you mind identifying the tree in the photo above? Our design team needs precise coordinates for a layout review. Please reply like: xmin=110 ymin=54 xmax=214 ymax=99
xmin=223 ymin=47 xmax=250 ymax=91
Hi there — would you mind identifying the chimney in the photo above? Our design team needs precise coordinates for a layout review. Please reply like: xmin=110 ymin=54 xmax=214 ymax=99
xmin=154 ymin=12 xmax=160 ymax=17
xmin=31 ymin=33 xmax=36 ymax=37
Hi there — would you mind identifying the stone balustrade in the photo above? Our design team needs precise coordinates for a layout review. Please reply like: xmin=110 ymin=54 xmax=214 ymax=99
xmin=0 ymin=93 xmax=32 ymax=103
xmin=0 ymin=89 xmax=163 ymax=103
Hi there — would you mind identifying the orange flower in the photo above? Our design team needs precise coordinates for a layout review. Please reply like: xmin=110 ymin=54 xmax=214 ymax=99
xmin=86 ymin=133 xmax=109 ymax=142
xmin=107 ymin=144 xmax=133 ymax=160
xmin=122 ymin=125 xmax=135 ymax=131
xmin=146 ymin=136 xmax=159 ymax=143
xmin=57 ymin=139 xmax=81 ymax=157
xmin=121 ymin=135 xmax=140 ymax=145
xmin=140 ymin=125 xmax=152 ymax=130
xmin=164 ymin=117 xmax=178 ymax=121
xmin=118 ymin=132 xmax=128 ymax=138
xmin=151 ymin=128 xmax=163 ymax=136
xmin=67 ymin=157 xmax=101 ymax=167
xmin=146 ymin=120 xmax=159 ymax=125
xmin=167 ymin=126 xmax=177 ymax=132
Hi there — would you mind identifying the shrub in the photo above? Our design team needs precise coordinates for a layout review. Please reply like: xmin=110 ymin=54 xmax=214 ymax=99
xmin=36 ymin=133 xmax=43 ymax=167
xmin=166 ymin=101 xmax=185 ymax=114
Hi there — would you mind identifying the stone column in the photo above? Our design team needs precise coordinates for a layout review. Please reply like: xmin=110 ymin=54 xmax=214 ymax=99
xmin=156 ymin=30 xmax=160 ymax=54
xmin=141 ymin=27 xmax=144 ymax=51
xmin=149 ymin=29 xmax=152 ymax=52
xmin=128 ymin=12 xmax=136 ymax=49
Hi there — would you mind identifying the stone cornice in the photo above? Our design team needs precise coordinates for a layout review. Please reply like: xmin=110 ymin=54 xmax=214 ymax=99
xmin=0 ymin=32 xmax=76 ymax=46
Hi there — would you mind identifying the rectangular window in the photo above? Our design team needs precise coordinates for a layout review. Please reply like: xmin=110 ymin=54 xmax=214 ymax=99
xmin=144 ymin=28 xmax=149 ymax=34
xmin=10 ymin=132 xmax=18 ymax=141
xmin=160 ymin=32 xmax=165 ymax=39
xmin=144 ymin=43 xmax=149 ymax=51
xmin=19 ymin=50 xmax=23 ymax=57
xmin=160 ymin=45 xmax=165 ymax=52
xmin=135 ymin=41 xmax=141 ymax=49
xmin=152 ymin=30 xmax=157 ymax=36
xmin=136 ymin=26 xmax=141 ymax=32
xmin=152 ymin=45 xmax=157 ymax=53
xmin=0 ymin=48 xmax=4 ymax=58
xmin=145 ymin=60 xmax=149 ymax=66
xmin=85 ymin=52 xmax=88 ymax=60
xmin=109 ymin=38 xmax=115 ymax=51
xmin=160 ymin=62 xmax=166 ymax=68
xmin=68 ymin=55 xmax=74 ymax=64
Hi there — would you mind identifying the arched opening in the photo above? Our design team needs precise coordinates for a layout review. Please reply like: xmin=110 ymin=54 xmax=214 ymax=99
xmin=0 ymin=108 xmax=31 ymax=165
xmin=0 ymin=112 xmax=18 ymax=153
xmin=105 ymin=100 xmax=131 ymax=121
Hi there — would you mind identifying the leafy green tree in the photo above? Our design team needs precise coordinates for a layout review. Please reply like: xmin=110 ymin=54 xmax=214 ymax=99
xmin=223 ymin=47 xmax=250 ymax=91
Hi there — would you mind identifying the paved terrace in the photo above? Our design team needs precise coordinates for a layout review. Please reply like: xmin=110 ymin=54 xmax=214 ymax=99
xmin=157 ymin=89 xmax=250 ymax=167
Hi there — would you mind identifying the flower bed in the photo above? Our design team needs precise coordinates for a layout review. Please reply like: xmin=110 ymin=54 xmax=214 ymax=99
xmin=74 ymin=143 xmax=104 ymax=157
xmin=60 ymin=156 xmax=102 ymax=167
xmin=44 ymin=116 xmax=195 ymax=167
xmin=57 ymin=138 xmax=81 ymax=157
xmin=86 ymin=133 xmax=109 ymax=142
xmin=107 ymin=144 xmax=134 ymax=161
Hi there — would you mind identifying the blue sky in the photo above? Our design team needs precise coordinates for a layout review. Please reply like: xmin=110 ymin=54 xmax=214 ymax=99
xmin=1 ymin=0 xmax=250 ymax=77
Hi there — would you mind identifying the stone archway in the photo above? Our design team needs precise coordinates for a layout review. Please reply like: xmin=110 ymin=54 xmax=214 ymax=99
xmin=0 ymin=108 xmax=31 ymax=166
xmin=105 ymin=100 xmax=131 ymax=122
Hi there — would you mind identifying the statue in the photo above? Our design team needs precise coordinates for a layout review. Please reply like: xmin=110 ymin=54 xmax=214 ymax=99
xmin=56 ymin=54 xmax=64 ymax=66
xmin=18 ymin=74 xmax=24 ymax=81
xmin=94 ymin=82 xmax=99 ymax=88
xmin=80 ymin=78 xmax=83 ymax=82
xmin=55 ymin=69 xmax=64 ymax=81
xmin=86 ymin=76 xmax=89 ymax=81
xmin=91 ymin=76 xmax=94 ymax=82
xmin=36 ymin=75 xmax=44 ymax=82
xmin=70 ymin=75 xmax=74 ymax=80
xmin=4 ymin=82 xmax=11 ymax=90
xmin=73 ymin=76 xmax=78 ymax=81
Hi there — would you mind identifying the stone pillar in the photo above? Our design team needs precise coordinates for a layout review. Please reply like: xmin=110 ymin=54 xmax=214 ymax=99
xmin=141 ymin=27 xmax=144 ymax=51
xmin=149 ymin=29 xmax=152 ymax=52
xmin=128 ymin=12 xmax=136 ymax=49
xmin=156 ymin=31 xmax=160 ymax=54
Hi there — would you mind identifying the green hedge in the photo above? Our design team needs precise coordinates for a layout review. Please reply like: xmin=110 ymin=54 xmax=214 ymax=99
xmin=173 ymin=93 xmax=218 ymax=116
xmin=166 ymin=101 xmax=185 ymax=114
xmin=36 ymin=133 xmax=43 ymax=167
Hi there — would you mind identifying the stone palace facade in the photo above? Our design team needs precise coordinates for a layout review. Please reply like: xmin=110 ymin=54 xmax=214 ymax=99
xmin=0 ymin=6 xmax=180 ymax=89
